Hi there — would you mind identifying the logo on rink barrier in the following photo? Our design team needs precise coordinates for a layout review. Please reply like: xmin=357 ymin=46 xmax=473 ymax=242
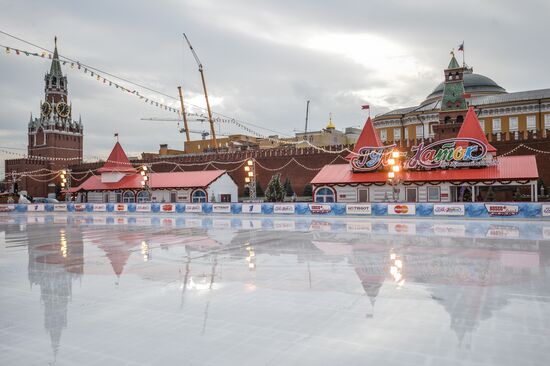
xmin=185 ymin=204 xmax=202 ymax=213
xmin=161 ymin=204 xmax=175 ymax=212
xmin=485 ymin=204 xmax=519 ymax=216
xmin=346 ymin=204 xmax=372 ymax=215
xmin=74 ymin=204 xmax=86 ymax=212
xmin=0 ymin=205 xmax=15 ymax=212
xmin=543 ymin=205 xmax=550 ymax=217
xmin=433 ymin=204 xmax=465 ymax=216
xmin=274 ymin=204 xmax=295 ymax=214
xmin=136 ymin=204 xmax=150 ymax=212
xmin=388 ymin=204 xmax=415 ymax=215
xmin=28 ymin=204 xmax=45 ymax=212
xmin=212 ymin=204 xmax=231 ymax=213
xmin=115 ymin=204 xmax=127 ymax=212
xmin=53 ymin=204 xmax=67 ymax=212
xmin=309 ymin=204 xmax=331 ymax=214
xmin=93 ymin=204 xmax=106 ymax=212
xmin=242 ymin=204 xmax=262 ymax=214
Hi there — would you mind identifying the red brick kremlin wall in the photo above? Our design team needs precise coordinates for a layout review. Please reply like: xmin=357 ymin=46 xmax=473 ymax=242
xmin=68 ymin=130 xmax=550 ymax=197
xmin=70 ymin=146 xmax=350 ymax=197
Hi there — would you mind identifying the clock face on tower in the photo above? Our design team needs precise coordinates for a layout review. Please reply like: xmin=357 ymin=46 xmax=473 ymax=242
xmin=41 ymin=102 xmax=52 ymax=117
xmin=56 ymin=102 xmax=70 ymax=118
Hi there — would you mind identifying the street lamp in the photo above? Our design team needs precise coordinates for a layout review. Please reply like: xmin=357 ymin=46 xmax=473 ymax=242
xmin=387 ymin=150 xmax=402 ymax=202
xmin=244 ymin=159 xmax=256 ymax=200
xmin=140 ymin=165 xmax=150 ymax=201
xmin=60 ymin=169 xmax=71 ymax=202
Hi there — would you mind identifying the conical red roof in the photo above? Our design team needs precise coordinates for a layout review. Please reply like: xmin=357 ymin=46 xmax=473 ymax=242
xmin=347 ymin=117 xmax=383 ymax=159
xmin=456 ymin=107 xmax=496 ymax=152
xmin=97 ymin=142 xmax=137 ymax=173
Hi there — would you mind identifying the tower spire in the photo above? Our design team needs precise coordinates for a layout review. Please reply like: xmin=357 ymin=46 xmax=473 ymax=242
xmin=49 ymin=36 xmax=63 ymax=77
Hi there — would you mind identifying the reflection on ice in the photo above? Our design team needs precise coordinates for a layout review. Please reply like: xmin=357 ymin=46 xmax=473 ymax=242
xmin=1 ymin=214 xmax=549 ymax=365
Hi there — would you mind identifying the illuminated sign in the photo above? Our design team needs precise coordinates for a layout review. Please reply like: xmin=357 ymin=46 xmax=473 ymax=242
xmin=407 ymin=138 xmax=491 ymax=169
xmin=350 ymin=144 xmax=396 ymax=172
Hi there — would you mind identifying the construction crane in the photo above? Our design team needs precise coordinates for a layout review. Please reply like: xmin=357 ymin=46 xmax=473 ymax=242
xmin=183 ymin=33 xmax=218 ymax=149
xmin=141 ymin=117 xmax=229 ymax=141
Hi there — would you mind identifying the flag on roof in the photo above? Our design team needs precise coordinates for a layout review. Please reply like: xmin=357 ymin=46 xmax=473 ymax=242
xmin=458 ymin=42 xmax=464 ymax=51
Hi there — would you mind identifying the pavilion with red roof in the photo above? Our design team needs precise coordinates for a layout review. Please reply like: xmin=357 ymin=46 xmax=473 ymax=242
xmin=71 ymin=141 xmax=238 ymax=203
xmin=311 ymin=107 xmax=539 ymax=203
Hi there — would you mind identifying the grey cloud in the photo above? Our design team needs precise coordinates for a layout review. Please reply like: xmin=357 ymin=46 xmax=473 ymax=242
xmin=0 ymin=0 xmax=549 ymax=172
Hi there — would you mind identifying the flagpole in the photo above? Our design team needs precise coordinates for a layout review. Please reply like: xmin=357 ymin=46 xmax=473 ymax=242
xmin=462 ymin=41 xmax=465 ymax=67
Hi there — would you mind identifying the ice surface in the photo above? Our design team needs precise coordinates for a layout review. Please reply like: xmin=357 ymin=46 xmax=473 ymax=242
xmin=1 ymin=214 xmax=549 ymax=365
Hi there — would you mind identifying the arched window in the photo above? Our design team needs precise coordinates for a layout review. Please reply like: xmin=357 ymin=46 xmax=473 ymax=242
xmin=315 ymin=187 xmax=335 ymax=203
xmin=192 ymin=189 xmax=207 ymax=203
xmin=122 ymin=191 xmax=135 ymax=203
xmin=456 ymin=115 xmax=464 ymax=124
xmin=137 ymin=190 xmax=150 ymax=203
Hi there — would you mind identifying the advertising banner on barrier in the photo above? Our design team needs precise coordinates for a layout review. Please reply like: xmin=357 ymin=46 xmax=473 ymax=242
xmin=74 ymin=204 xmax=86 ymax=212
xmin=543 ymin=205 xmax=550 ymax=217
xmin=434 ymin=204 xmax=465 ymax=216
xmin=28 ymin=204 xmax=45 ymax=212
xmin=485 ymin=204 xmax=519 ymax=217
xmin=53 ymin=204 xmax=67 ymax=212
xmin=136 ymin=204 xmax=151 ymax=212
xmin=346 ymin=204 xmax=372 ymax=215
xmin=242 ymin=203 xmax=262 ymax=214
xmin=93 ymin=204 xmax=107 ymax=212
xmin=543 ymin=226 xmax=550 ymax=239
xmin=161 ymin=204 xmax=175 ymax=212
xmin=274 ymin=204 xmax=295 ymax=214
xmin=388 ymin=204 xmax=416 ymax=215
xmin=0 ymin=205 xmax=15 ymax=212
xmin=212 ymin=204 xmax=231 ymax=213
xmin=309 ymin=204 xmax=332 ymax=214
xmin=185 ymin=204 xmax=202 ymax=213
xmin=115 ymin=204 xmax=127 ymax=212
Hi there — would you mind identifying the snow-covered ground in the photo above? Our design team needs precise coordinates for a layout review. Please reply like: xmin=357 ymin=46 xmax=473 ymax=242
xmin=1 ymin=214 xmax=549 ymax=365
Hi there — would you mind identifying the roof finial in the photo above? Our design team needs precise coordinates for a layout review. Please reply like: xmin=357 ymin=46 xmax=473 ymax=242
xmin=54 ymin=36 xmax=57 ymax=48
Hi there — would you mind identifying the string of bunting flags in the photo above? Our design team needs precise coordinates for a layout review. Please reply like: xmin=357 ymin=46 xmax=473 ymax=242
xmin=1 ymin=40 xmax=287 ymax=139
xmin=1 ymin=40 xmax=358 ymax=148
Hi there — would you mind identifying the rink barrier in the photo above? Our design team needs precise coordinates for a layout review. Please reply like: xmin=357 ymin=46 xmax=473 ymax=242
xmin=1 ymin=202 xmax=550 ymax=219
xmin=8 ymin=215 xmax=550 ymax=240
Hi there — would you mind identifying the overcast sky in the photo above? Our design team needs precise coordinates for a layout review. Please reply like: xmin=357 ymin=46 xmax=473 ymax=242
xmin=1 ymin=0 xmax=549 ymax=174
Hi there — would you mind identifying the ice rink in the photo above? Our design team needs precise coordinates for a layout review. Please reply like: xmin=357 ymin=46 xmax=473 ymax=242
xmin=1 ymin=214 xmax=549 ymax=365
